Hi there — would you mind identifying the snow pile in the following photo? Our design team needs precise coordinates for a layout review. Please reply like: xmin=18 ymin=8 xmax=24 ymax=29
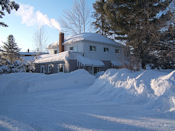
xmin=88 ymin=69 xmax=175 ymax=112
xmin=0 ymin=68 xmax=174 ymax=112
xmin=0 ymin=69 xmax=95 ymax=95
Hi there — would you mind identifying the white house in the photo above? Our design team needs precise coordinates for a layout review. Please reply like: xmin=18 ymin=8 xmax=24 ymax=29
xmin=34 ymin=32 xmax=127 ymax=74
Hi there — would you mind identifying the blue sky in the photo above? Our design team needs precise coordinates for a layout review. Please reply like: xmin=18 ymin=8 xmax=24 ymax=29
xmin=0 ymin=0 xmax=96 ymax=52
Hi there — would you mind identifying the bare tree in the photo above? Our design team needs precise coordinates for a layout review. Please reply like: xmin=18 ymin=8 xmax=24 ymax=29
xmin=34 ymin=27 xmax=47 ymax=52
xmin=61 ymin=0 xmax=90 ymax=35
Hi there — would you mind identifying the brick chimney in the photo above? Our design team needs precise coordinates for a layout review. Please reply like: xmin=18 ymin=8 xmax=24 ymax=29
xmin=59 ymin=32 xmax=64 ymax=53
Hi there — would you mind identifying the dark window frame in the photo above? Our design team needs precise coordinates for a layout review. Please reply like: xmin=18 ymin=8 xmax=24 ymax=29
xmin=69 ymin=47 xmax=74 ymax=50
xmin=115 ymin=48 xmax=120 ymax=53
xmin=54 ymin=50 xmax=57 ymax=54
xmin=89 ymin=45 xmax=96 ymax=51
xmin=104 ymin=47 xmax=109 ymax=52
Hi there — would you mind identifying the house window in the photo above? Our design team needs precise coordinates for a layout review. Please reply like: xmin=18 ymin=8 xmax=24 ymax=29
xmin=89 ymin=45 xmax=96 ymax=51
xmin=40 ymin=65 xmax=45 ymax=73
xmin=93 ymin=67 xmax=100 ymax=74
xmin=58 ymin=64 xmax=64 ymax=72
xmin=54 ymin=50 xmax=57 ymax=54
xmin=69 ymin=47 xmax=74 ymax=50
xmin=48 ymin=64 xmax=54 ymax=73
xmin=115 ymin=48 xmax=120 ymax=53
xmin=104 ymin=47 xmax=109 ymax=52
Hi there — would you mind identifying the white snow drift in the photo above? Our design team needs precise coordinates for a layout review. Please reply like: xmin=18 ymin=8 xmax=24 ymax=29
xmin=0 ymin=69 xmax=175 ymax=130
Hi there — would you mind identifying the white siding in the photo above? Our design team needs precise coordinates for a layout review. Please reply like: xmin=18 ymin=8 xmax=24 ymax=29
xmin=48 ymin=49 xmax=56 ymax=54
xmin=82 ymin=41 xmax=124 ymax=61
xmin=64 ymin=42 xmax=84 ymax=53
xmin=52 ymin=40 xmax=125 ymax=63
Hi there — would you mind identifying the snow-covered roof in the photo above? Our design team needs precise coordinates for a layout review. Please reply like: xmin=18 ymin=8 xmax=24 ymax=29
xmin=21 ymin=56 xmax=35 ymax=64
xmin=77 ymin=55 xmax=104 ymax=67
xmin=34 ymin=51 xmax=70 ymax=63
xmin=111 ymin=61 xmax=123 ymax=66
xmin=34 ymin=51 xmax=105 ymax=67
xmin=48 ymin=41 xmax=59 ymax=49
xmin=64 ymin=33 xmax=119 ymax=46
xmin=19 ymin=52 xmax=37 ymax=56
xmin=47 ymin=33 xmax=123 ymax=49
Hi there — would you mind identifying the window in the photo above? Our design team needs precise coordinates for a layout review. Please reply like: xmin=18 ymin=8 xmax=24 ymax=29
xmin=93 ymin=67 xmax=100 ymax=74
xmin=48 ymin=64 xmax=54 ymax=73
xmin=54 ymin=50 xmax=57 ymax=54
xmin=115 ymin=48 xmax=120 ymax=53
xmin=104 ymin=47 xmax=109 ymax=52
xmin=58 ymin=64 xmax=64 ymax=72
xmin=89 ymin=45 xmax=96 ymax=51
xmin=40 ymin=65 xmax=45 ymax=73
xmin=69 ymin=47 xmax=74 ymax=50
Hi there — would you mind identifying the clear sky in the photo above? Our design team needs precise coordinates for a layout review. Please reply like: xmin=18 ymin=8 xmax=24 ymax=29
xmin=0 ymin=0 xmax=96 ymax=52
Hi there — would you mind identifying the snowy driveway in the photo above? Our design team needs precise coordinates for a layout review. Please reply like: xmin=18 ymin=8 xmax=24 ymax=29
xmin=0 ymin=69 xmax=175 ymax=131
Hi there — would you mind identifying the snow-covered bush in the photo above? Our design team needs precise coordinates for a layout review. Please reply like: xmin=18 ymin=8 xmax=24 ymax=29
xmin=0 ymin=60 xmax=26 ymax=74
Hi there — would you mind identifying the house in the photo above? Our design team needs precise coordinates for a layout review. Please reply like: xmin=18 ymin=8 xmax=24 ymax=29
xmin=34 ymin=32 xmax=127 ymax=74
xmin=20 ymin=50 xmax=48 ymax=72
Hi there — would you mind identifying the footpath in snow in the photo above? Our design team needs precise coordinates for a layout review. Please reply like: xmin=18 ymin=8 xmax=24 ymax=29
xmin=0 ymin=69 xmax=175 ymax=131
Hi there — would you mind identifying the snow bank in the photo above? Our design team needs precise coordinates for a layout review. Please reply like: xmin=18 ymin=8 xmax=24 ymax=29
xmin=0 ymin=69 xmax=95 ymax=95
xmin=0 ymin=68 xmax=174 ymax=112
xmin=88 ymin=69 xmax=175 ymax=112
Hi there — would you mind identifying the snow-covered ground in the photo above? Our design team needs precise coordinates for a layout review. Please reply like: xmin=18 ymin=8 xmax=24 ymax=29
xmin=0 ymin=69 xmax=175 ymax=131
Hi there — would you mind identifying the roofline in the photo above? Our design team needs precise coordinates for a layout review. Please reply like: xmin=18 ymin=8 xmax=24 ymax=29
xmin=63 ymin=39 xmax=124 ymax=47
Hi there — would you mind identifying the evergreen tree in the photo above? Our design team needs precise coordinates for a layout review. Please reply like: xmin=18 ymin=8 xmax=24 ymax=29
xmin=2 ymin=35 xmax=20 ymax=65
xmin=93 ymin=0 xmax=173 ymax=69
xmin=125 ymin=0 xmax=172 ymax=69
xmin=0 ymin=0 xmax=19 ymax=27
xmin=93 ymin=0 xmax=109 ymax=36
xmin=151 ymin=25 xmax=175 ymax=69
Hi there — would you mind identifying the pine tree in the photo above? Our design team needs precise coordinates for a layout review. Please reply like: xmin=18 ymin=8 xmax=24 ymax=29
xmin=151 ymin=25 xmax=175 ymax=69
xmin=93 ymin=0 xmax=173 ymax=69
xmin=125 ymin=0 xmax=172 ymax=69
xmin=0 ymin=0 xmax=19 ymax=27
xmin=93 ymin=0 xmax=109 ymax=36
xmin=2 ymin=35 xmax=20 ymax=65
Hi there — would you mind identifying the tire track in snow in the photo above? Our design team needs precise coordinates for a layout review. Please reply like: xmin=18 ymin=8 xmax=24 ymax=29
xmin=0 ymin=116 xmax=35 ymax=131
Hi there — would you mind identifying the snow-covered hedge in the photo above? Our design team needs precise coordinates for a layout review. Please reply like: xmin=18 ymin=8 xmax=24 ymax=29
xmin=0 ymin=60 xmax=26 ymax=74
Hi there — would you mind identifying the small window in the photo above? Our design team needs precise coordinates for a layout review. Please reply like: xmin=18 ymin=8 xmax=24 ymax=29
xmin=115 ymin=48 xmax=120 ymax=53
xmin=89 ymin=45 xmax=96 ymax=51
xmin=40 ymin=65 xmax=45 ymax=73
xmin=58 ymin=64 xmax=64 ymax=72
xmin=48 ymin=64 xmax=54 ymax=73
xmin=54 ymin=50 xmax=57 ymax=54
xmin=104 ymin=47 xmax=109 ymax=52
xmin=69 ymin=47 xmax=74 ymax=50
xmin=94 ymin=67 xmax=100 ymax=74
